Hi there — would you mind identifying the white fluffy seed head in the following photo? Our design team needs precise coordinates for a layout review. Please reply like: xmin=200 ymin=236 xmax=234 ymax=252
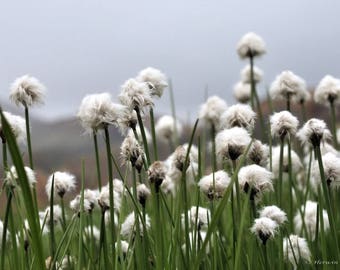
xmin=219 ymin=104 xmax=256 ymax=132
xmin=198 ymin=170 xmax=231 ymax=200
xmin=269 ymin=71 xmax=306 ymax=102
xmin=259 ymin=205 xmax=287 ymax=226
xmin=311 ymin=152 xmax=340 ymax=191
xmin=148 ymin=161 xmax=167 ymax=190
xmin=77 ymin=93 xmax=118 ymax=133
xmin=238 ymin=164 xmax=273 ymax=202
xmin=160 ymin=175 xmax=176 ymax=195
xmin=199 ymin=96 xmax=228 ymax=128
xmin=120 ymin=212 xmax=151 ymax=239
xmin=5 ymin=166 xmax=36 ymax=188
xmin=166 ymin=160 xmax=198 ymax=188
xmin=45 ymin=171 xmax=76 ymax=199
xmin=241 ymin=65 xmax=263 ymax=84
xmin=84 ymin=225 xmax=100 ymax=242
xmin=115 ymin=240 xmax=129 ymax=255
xmin=69 ymin=189 xmax=98 ymax=214
xmin=283 ymin=235 xmax=311 ymax=267
xmin=120 ymin=133 xmax=145 ymax=173
xmin=294 ymin=87 xmax=311 ymax=104
xmin=314 ymin=75 xmax=340 ymax=105
xmin=294 ymin=201 xmax=329 ymax=240
xmin=114 ymin=104 xmax=138 ymax=135
xmin=1 ymin=111 xmax=26 ymax=143
xmin=155 ymin=115 xmax=183 ymax=143
xmin=271 ymin=145 xmax=303 ymax=178
xmin=97 ymin=185 xmax=122 ymax=212
xmin=247 ymin=139 xmax=269 ymax=166
xmin=237 ymin=32 xmax=266 ymax=59
xmin=297 ymin=118 xmax=329 ymax=147
xmin=185 ymin=231 xmax=209 ymax=254
xmin=215 ymin=127 xmax=251 ymax=161
xmin=270 ymin=111 xmax=299 ymax=138
xmin=119 ymin=78 xmax=153 ymax=111
xmin=136 ymin=183 xmax=151 ymax=207
xmin=44 ymin=205 xmax=62 ymax=226
xmin=136 ymin=67 xmax=168 ymax=97
xmin=233 ymin=82 xmax=251 ymax=103
xmin=186 ymin=206 xmax=211 ymax=229
xmin=251 ymin=217 xmax=278 ymax=244
xmin=9 ymin=75 xmax=45 ymax=107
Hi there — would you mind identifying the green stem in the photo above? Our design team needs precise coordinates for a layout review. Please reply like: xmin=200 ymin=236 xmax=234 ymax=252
xmin=211 ymin=124 xmax=217 ymax=172
xmin=135 ymin=107 xmax=151 ymax=166
xmin=99 ymin=210 xmax=109 ymax=269
xmin=315 ymin=144 xmax=340 ymax=260
xmin=249 ymin=55 xmax=255 ymax=110
xmin=104 ymin=126 xmax=115 ymax=252
xmin=60 ymin=197 xmax=67 ymax=232
xmin=0 ymin=188 xmax=13 ymax=270
xmin=232 ymin=160 xmax=241 ymax=216
xmin=24 ymin=105 xmax=34 ymax=169
xmin=278 ymin=136 xmax=285 ymax=206
xmin=329 ymin=100 xmax=338 ymax=149
xmin=49 ymin=176 xmax=56 ymax=270
xmin=77 ymin=160 xmax=86 ymax=270
xmin=149 ymin=108 xmax=158 ymax=160
xmin=24 ymin=106 xmax=39 ymax=218
xmin=287 ymin=137 xmax=293 ymax=232
xmin=93 ymin=131 xmax=102 ymax=191
xmin=254 ymin=88 xmax=266 ymax=141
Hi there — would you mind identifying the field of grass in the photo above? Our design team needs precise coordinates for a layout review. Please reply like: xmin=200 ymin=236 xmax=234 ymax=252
xmin=1 ymin=33 xmax=340 ymax=270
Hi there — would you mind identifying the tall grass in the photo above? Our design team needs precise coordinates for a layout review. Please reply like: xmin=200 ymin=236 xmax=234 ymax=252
xmin=1 ymin=75 xmax=340 ymax=270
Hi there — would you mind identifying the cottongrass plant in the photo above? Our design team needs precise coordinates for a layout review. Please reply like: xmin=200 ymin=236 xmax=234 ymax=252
xmin=3 ymin=38 xmax=340 ymax=270
xmin=314 ymin=75 xmax=340 ymax=147
xmin=237 ymin=32 xmax=266 ymax=139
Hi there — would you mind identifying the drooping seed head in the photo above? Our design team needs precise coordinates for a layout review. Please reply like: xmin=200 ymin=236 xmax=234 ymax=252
xmin=45 ymin=171 xmax=76 ymax=199
xmin=233 ymin=82 xmax=251 ymax=103
xmin=155 ymin=115 xmax=183 ymax=143
xmin=283 ymin=235 xmax=311 ymax=267
xmin=10 ymin=75 xmax=45 ymax=107
xmin=237 ymin=32 xmax=266 ymax=59
xmin=238 ymin=164 xmax=273 ymax=202
xmin=219 ymin=104 xmax=256 ymax=132
xmin=215 ymin=127 xmax=251 ymax=161
xmin=247 ymin=139 xmax=269 ymax=166
xmin=314 ymin=75 xmax=340 ymax=105
xmin=293 ymin=200 xmax=329 ymax=240
xmin=119 ymin=78 xmax=153 ymax=111
xmin=198 ymin=170 xmax=231 ymax=200
xmin=297 ymin=118 xmax=329 ymax=147
xmin=241 ymin=64 xmax=263 ymax=84
xmin=199 ymin=96 xmax=228 ymax=128
xmin=259 ymin=205 xmax=287 ymax=226
xmin=270 ymin=111 xmax=299 ymax=139
xmin=269 ymin=71 xmax=306 ymax=102
xmin=251 ymin=217 xmax=278 ymax=245
xmin=77 ymin=93 xmax=119 ymax=133
xmin=0 ymin=111 xmax=26 ymax=143
xmin=148 ymin=161 xmax=167 ymax=191
xmin=136 ymin=67 xmax=168 ymax=98
xmin=136 ymin=183 xmax=151 ymax=207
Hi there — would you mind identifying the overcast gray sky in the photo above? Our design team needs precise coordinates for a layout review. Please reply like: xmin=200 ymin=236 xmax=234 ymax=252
xmin=1 ymin=0 xmax=340 ymax=121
